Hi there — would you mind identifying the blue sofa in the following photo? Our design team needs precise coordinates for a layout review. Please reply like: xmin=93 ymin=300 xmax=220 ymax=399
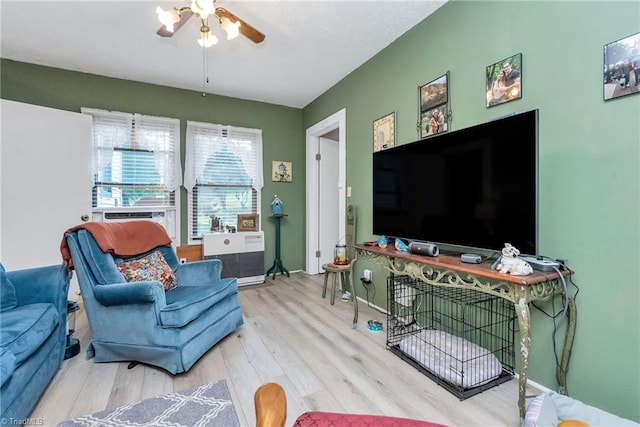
xmin=64 ymin=224 xmax=244 ymax=374
xmin=0 ymin=262 xmax=71 ymax=422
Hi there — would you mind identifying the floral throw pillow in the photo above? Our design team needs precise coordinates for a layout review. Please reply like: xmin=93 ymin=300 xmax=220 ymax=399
xmin=116 ymin=250 xmax=179 ymax=291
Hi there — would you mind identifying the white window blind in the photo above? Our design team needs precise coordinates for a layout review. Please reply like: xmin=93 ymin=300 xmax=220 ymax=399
xmin=185 ymin=121 xmax=263 ymax=238
xmin=82 ymin=108 xmax=181 ymax=208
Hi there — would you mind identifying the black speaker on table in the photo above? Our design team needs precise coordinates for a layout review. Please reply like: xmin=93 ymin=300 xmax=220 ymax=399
xmin=408 ymin=241 xmax=439 ymax=257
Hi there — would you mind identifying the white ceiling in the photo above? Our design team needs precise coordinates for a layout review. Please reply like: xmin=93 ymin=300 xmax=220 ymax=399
xmin=0 ymin=0 xmax=446 ymax=108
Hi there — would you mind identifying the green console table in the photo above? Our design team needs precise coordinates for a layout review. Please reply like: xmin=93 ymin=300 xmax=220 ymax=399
xmin=266 ymin=214 xmax=290 ymax=279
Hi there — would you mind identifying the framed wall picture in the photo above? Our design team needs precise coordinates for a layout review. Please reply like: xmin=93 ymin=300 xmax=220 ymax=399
xmin=272 ymin=161 xmax=292 ymax=182
xmin=373 ymin=112 xmax=395 ymax=152
xmin=486 ymin=53 xmax=522 ymax=107
xmin=237 ymin=213 xmax=259 ymax=232
xmin=418 ymin=72 xmax=450 ymax=139
xmin=603 ymin=32 xmax=640 ymax=101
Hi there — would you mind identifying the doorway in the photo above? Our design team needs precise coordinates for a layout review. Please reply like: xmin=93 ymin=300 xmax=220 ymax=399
xmin=305 ymin=109 xmax=346 ymax=274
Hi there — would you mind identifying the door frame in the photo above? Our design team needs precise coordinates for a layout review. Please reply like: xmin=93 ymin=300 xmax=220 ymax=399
xmin=305 ymin=108 xmax=346 ymax=274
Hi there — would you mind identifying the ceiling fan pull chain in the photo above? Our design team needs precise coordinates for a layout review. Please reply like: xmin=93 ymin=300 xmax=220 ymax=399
xmin=202 ymin=41 xmax=208 ymax=97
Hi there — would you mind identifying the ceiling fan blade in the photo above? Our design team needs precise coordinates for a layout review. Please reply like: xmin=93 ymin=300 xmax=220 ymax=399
xmin=156 ymin=9 xmax=194 ymax=38
xmin=215 ymin=7 xmax=265 ymax=43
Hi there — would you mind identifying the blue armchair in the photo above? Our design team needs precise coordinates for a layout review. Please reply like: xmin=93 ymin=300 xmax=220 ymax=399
xmin=64 ymin=222 xmax=244 ymax=374
xmin=1 ymin=262 xmax=70 ymax=421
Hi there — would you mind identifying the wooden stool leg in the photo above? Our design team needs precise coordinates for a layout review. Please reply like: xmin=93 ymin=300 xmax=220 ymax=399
xmin=330 ymin=273 xmax=337 ymax=305
xmin=322 ymin=272 xmax=329 ymax=299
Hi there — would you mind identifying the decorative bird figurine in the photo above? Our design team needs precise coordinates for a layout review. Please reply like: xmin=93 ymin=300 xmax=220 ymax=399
xmin=395 ymin=238 xmax=409 ymax=252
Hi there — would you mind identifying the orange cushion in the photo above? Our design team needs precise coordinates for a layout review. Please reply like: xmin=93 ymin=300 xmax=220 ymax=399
xmin=558 ymin=421 xmax=590 ymax=427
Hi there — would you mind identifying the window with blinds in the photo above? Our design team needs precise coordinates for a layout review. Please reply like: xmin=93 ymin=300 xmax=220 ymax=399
xmin=185 ymin=121 xmax=263 ymax=238
xmin=82 ymin=109 xmax=181 ymax=208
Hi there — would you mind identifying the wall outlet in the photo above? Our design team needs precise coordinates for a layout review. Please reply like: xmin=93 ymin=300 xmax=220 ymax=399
xmin=179 ymin=258 xmax=187 ymax=264
xmin=363 ymin=269 xmax=372 ymax=281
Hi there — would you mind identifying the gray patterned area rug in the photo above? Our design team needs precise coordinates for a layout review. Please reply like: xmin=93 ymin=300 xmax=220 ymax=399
xmin=57 ymin=379 xmax=240 ymax=427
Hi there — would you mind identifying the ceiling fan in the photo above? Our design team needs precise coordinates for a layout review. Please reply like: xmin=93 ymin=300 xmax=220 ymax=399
xmin=156 ymin=0 xmax=265 ymax=48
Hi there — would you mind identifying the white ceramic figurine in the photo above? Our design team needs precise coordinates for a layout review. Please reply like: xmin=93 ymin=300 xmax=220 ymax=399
xmin=496 ymin=243 xmax=533 ymax=275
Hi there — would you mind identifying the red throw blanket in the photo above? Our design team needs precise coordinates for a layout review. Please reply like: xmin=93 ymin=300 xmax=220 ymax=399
xmin=61 ymin=221 xmax=172 ymax=269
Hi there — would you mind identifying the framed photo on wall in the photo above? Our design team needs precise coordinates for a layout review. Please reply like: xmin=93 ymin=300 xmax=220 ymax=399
xmin=373 ymin=112 xmax=395 ymax=152
xmin=272 ymin=161 xmax=292 ymax=182
xmin=418 ymin=72 xmax=450 ymax=139
xmin=603 ymin=32 xmax=640 ymax=101
xmin=486 ymin=53 xmax=522 ymax=107
xmin=237 ymin=214 xmax=259 ymax=231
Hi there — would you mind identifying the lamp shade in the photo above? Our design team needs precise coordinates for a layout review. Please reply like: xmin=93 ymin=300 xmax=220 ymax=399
xmin=220 ymin=16 xmax=241 ymax=40
xmin=198 ymin=28 xmax=219 ymax=47
xmin=156 ymin=7 xmax=180 ymax=32
xmin=191 ymin=0 xmax=215 ymax=18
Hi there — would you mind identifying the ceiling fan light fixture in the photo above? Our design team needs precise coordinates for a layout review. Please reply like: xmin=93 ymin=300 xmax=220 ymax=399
xmin=220 ymin=16 xmax=241 ymax=40
xmin=190 ymin=0 xmax=216 ymax=19
xmin=156 ymin=6 xmax=181 ymax=32
xmin=198 ymin=28 xmax=219 ymax=48
xmin=155 ymin=2 xmax=264 ymax=48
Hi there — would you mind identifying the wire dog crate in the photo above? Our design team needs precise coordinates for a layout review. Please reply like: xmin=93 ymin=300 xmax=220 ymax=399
xmin=387 ymin=275 xmax=516 ymax=399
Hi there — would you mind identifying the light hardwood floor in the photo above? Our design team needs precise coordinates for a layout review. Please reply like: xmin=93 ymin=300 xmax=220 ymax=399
xmin=32 ymin=272 xmax=539 ymax=426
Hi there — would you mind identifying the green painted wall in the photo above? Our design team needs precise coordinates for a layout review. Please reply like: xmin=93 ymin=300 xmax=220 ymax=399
xmin=303 ymin=0 xmax=640 ymax=421
xmin=2 ymin=0 xmax=639 ymax=420
xmin=0 ymin=59 xmax=306 ymax=273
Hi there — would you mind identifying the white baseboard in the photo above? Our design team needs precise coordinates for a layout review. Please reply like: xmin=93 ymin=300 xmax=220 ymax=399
xmin=355 ymin=295 xmax=388 ymax=314
xmin=516 ymin=375 xmax=552 ymax=395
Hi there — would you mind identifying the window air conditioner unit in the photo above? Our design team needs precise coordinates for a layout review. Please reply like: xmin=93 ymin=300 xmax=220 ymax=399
xmin=92 ymin=209 xmax=177 ymax=240
xmin=203 ymin=232 xmax=265 ymax=286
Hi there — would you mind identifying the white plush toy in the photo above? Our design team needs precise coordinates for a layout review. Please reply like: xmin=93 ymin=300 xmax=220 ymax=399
xmin=496 ymin=243 xmax=533 ymax=275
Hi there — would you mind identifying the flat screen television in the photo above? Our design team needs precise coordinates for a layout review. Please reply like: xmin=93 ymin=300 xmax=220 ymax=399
xmin=373 ymin=109 xmax=538 ymax=256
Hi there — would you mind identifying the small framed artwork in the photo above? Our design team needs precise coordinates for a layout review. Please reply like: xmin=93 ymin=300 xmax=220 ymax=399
xmin=418 ymin=72 xmax=450 ymax=139
xmin=373 ymin=112 xmax=395 ymax=152
xmin=272 ymin=161 xmax=292 ymax=182
xmin=603 ymin=32 xmax=640 ymax=101
xmin=486 ymin=53 xmax=522 ymax=107
xmin=237 ymin=213 xmax=259 ymax=232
